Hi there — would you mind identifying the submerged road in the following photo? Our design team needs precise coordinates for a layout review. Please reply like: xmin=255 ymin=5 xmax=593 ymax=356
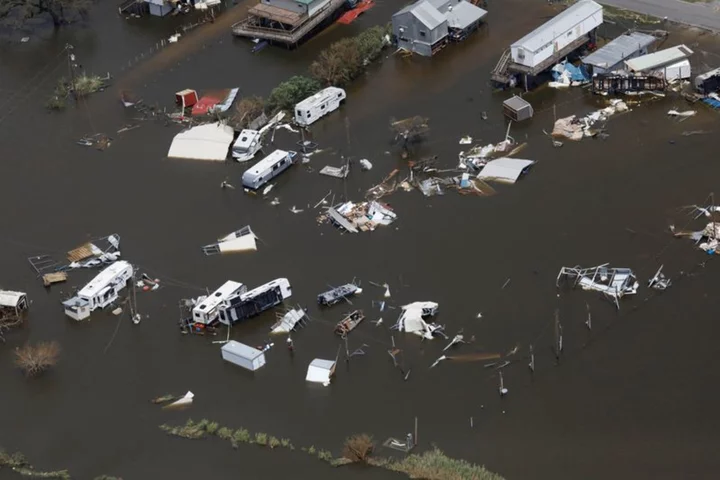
xmin=599 ymin=0 xmax=720 ymax=31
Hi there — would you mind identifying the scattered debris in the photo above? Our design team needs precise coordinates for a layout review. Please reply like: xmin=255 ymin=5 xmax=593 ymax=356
xmin=318 ymin=283 xmax=362 ymax=306
xmin=430 ymin=355 xmax=447 ymax=368
xmin=319 ymin=201 xmax=397 ymax=234
xmin=667 ymin=109 xmax=696 ymax=117
xmin=77 ymin=133 xmax=111 ymax=150
xmin=549 ymin=60 xmax=590 ymax=88
xmin=221 ymin=340 xmax=267 ymax=371
xmin=442 ymin=334 xmax=466 ymax=352
xmin=290 ymin=206 xmax=304 ymax=214
xmin=271 ymin=306 xmax=308 ymax=334
xmin=202 ymin=226 xmax=258 ymax=255
xmin=320 ymin=164 xmax=349 ymax=179
xmin=192 ymin=88 xmax=239 ymax=116
xmin=648 ymin=265 xmax=671 ymax=290
xmin=359 ymin=159 xmax=373 ymax=171
xmin=42 ymin=272 xmax=67 ymax=287
xmin=164 ymin=391 xmax=194 ymax=409
xmin=552 ymin=99 xmax=628 ymax=141
xmin=498 ymin=371 xmax=508 ymax=396
xmin=459 ymin=136 xmax=473 ymax=145
xmin=221 ymin=179 xmax=235 ymax=189
xmin=393 ymin=302 xmax=444 ymax=340
xmin=557 ymin=264 xmax=639 ymax=308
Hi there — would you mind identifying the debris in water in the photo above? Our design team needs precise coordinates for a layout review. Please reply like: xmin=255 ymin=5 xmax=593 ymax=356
xmin=498 ymin=371 xmax=508 ymax=396
xmin=648 ymin=265 xmax=671 ymax=290
xmin=163 ymin=391 xmax=194 ymax=409
xmin=202 ymin=226 xmax=258 ymax=255
xmin=270 ymin=197 xmax=280 ymax=206
xmin=221 ymin=179 xmax=234 ymax=189
xmin=459 ymin=136 xmax=473 ymax=145
xmin=430 ymin=355 xmax=447 ymax=368
xmin=263 ymin=184 xmax=274 ymax=196
xmin=373 ymin=317 xmax=383 ymax=326
xmin=290 ymin=206 xmax=304 ymax=214
xmin=359 ymin=159 xmax=373 ymax=171
xmin=442 ymin=333 xmax=466 ymax=352
xmin=667 ymin=109 xmax=696 ymax=117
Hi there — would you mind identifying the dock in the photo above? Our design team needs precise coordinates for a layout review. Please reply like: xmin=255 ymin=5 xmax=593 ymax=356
xmin=231 ymin=0 xmax=347 ymax=46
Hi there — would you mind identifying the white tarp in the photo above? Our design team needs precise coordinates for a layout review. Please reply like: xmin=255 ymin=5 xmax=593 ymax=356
xmin=477 ymin=158 xmax=535 ymax=184
xmin=306 ymin=358 xmax=336 ymax=386
xmin=168 ymin=122 xmax=234 ymax=161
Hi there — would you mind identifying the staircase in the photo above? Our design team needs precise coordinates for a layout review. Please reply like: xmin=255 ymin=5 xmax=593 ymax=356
xmin=491 ymin=49 xmax=511 ymax=85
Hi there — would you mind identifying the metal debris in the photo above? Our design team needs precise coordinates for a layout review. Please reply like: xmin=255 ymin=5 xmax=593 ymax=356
xmin=648 ymin=265 xmax=671 ymax=290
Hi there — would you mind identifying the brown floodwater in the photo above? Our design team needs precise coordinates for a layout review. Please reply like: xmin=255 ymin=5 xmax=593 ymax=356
xmin=1 ymin=1 xmax=720 ymax=479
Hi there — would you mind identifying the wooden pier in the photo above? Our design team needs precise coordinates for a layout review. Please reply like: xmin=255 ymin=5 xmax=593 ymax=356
xmin=491 ymin=35 xmax=591 ymax=86
xmin=231 ymin=0 xmax=347 ymax=46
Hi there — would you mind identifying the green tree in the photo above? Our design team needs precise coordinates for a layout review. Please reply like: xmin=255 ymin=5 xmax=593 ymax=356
xmin=267 ymin=75 xmax=321 ymax=112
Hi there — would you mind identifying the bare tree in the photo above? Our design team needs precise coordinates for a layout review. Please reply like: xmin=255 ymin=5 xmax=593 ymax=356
xmin=14 ymin=341 xmax=61 ymax=376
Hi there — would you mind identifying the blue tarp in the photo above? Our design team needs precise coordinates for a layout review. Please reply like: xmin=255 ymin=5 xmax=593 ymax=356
xmin=702 ymin=97 xmax=720 ymax=109
xmin=552 ymin=61 xmax=590 ymax=83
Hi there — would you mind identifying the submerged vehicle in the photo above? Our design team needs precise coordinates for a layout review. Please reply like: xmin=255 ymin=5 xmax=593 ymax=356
xmin=334 ymin=310 xmax=365 ymax=336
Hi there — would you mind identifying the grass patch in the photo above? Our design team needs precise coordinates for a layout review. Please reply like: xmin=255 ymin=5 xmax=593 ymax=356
xmin=253 ymin=432 xmax=268 ymax=446
xmin=0 ymin=448 xmax=71 ymax=479
xmin=603 ymin=5 xmax=661 ymax=24
xmin=46 ymin=74 xmax=105 ymax=112
xmin=370 ymin=447 xmax=505 ymax=480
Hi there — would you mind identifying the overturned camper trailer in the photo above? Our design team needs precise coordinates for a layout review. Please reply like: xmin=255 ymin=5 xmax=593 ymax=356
xmin=317 ymin=283 xmax=362 ymax=306
xmin=242 ymin=149 xmax=298 ymax=190
xmin=191 ymin=280 xmax=246 ymax=325
xmin=232 ymin=129 xmax=263 ymax=162
xmin=63 ymin=261 xmax=134 ymax=321
xmin=218 ymin=278 xmax=292 ymax=325
xmin=294 ymin=87 xmax=346 ymax=127
xmin=556 ymin=264 xmax=639 ymax=308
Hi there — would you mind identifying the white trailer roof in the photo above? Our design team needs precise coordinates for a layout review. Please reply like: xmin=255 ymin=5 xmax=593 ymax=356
xmin=582 ymin=32 xmax=656 ymax=68
xmin=295 ymin=87 xmax=345 ymax=111
xmin=512 ymin=0 xmax=602 ymax=53
xmin=0 ymin=290 xmax=26 ymax=308
xmin=195 ymin=280 xmax=244 ymax=312
xmin=221 ymin=340 xmax=265 ymax=361
xmin=477 ymin=158 xmax=535 ymax=184
xmin=78 ymin=261 xmax=132 ymax=298
xmin=167 ymin=122 xmax=234 ymax=161
xmin=625 ymin=44 xmax=693 ymax=72
xmin=245 ymin=149 xmax=289 ymax=176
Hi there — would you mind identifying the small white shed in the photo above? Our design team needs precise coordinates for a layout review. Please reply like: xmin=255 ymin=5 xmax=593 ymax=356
xmin=0 ymin=290 xmax=28 ymax=315
xmin=221 ymin=340 xmax=266 ymax=371
xmin=306 ymin=358 xmax=336 ymax=386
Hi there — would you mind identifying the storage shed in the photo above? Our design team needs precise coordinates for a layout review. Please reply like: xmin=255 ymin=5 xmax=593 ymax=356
xmin=510 ymin=0 xmax=603 ymax=69
xmin=221 ymin=340 xmax=267 ymax=371
xmin=503 ymin=95 xmax=534 ymax=122
xmin=0 ymin=290 xmax=28 ymax=316
xmin=581 ymin=32 xmax=656 ymax=75
xmin=175 ymin=89 xmax=199 ymax=109
xmin=306 ymin=358 xmax=336 ymax=386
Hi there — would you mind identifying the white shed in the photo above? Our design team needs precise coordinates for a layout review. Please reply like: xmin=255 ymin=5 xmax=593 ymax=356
xmin=510 ymin=0 xmax=603 ymax=69
xmin=305 ymin=358 xmax=336 ymax=386
xmin=221 ymin=340 xmax=267 ymax=371
xmin=0 ymin=290 xmax=28 ymax=315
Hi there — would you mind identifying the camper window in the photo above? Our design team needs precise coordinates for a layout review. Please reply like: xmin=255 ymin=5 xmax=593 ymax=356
xmin=296 ymin=110 xmax=302 ymax=118
xmin=241 ymin=136 xmax=247 ymax=142
xmin=272 ymin=163 xmax=279 ymax=171
xmin=337 ymin=93 xmax=342 ymax=98
xmin=321 ymin=104 xmax=325 ymax=110
xmin=199 ymin=304 xmax=206 ymax=310
xmin=306 ymin=111 xmax=311 ymax=118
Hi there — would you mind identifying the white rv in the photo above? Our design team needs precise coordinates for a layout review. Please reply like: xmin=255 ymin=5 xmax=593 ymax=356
xmin=192 ymin=280 xmax=246 ymax=325
xmin=219 ymin=278 xmax=292 ymax=325
xmin=241 ymin=149 xmax=297 ymax=190
xmin=63 ymin=260 xmax=134 ymax=321
xmin=294 ymin=87 xmax=346 ymax=127
xmin=232 ymin=129 xmax=263 ymax=162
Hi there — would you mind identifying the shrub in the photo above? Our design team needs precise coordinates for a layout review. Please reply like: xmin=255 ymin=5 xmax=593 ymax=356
xmin=316 ymin=449 xmax=333 ymax=462
xmin=267 ymin=76 xmax=321 ymax=112
xmin=342 ymin=433 xmax=374 ymax=463
xmin=376 ymin=447 xmax=506 ymax=480
xmin=216 ymin=427 xmax=233 ymax=440
xmin=254 ymin=432 xmax=268 ymax=446
xmin=233 ymin=428 xmax=251 ymax=444
xmin=206 ymin=422 xmax=219 ymax=435
xmin=280 ymin=438 xmax=293 ymax=449
xmin=233 ymin=95 xmax=265 ymax=128
xmin=14 ymin=341 xmax=60 ymax=376
xmin=268 ymin=436 xmax=281 ymax=449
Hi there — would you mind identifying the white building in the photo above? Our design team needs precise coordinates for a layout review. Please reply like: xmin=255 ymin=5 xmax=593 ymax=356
xmin=510 ymin=0 xmax=603 ymax=69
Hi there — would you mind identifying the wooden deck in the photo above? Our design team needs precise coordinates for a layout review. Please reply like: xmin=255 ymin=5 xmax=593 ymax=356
xmin=232 ymin=0 xmax=346 ymax=45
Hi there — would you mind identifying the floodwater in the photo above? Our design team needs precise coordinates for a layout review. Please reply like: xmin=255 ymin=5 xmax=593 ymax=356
xmin=1 ymin=1 xmax=720 ymax=479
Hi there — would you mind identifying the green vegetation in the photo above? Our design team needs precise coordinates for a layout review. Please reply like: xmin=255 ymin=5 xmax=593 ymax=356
xmin=603 ymin=5 xmax=661 ymax=24
xmin=370 ymin=447 xmax=505 ymax=480
xmin=46 ymin=74 xmax=105 ymax=111
xmin=0 ymin=448 xmax=70 ymax=479
xmin=267 ymin=75 xmax=322 ymax=112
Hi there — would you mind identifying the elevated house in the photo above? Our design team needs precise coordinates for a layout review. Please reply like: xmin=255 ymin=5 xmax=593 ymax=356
xmin=392 ymin=0 xmax=488 ymax=57
xmin=582 ymin=32 xmax=656 ymax=75
xmin=232 ymin=0 xmax=349 ymax=46
xmin=491 ymin=0 xmax=603 ymax=88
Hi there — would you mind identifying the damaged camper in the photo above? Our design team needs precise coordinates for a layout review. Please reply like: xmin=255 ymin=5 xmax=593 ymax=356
xmin=218 ymin=278 xmax=292 ymax=325
xmin=392 ymin=301 xmax=444 ymax=339
xmin=63 ymin=260 xmax=134 ymax=321
xmin=556 ymin=264 xmax=639 ymax=308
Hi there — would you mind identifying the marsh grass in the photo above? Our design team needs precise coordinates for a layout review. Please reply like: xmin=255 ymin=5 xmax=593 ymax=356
xmin=0 ymin=448 xmax=71 ymax=479
xmin=369 ymin=447 xmax=505 ymax=480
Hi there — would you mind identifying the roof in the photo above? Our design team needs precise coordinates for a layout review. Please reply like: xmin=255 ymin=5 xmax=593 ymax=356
xmin=78 ymin=261 xmax=132 ymax=298
xmin=503 ymin=95 xmax=532 ymax=111
xmin=0 ymin=290 xmax=26 ymax=308
xmin=582 ymin=32 xmax=656 ymax=68
xmin=246 ymin=149 xmax=290 ymax=176
xmin=167 ymin=122 xmax=234 ymax=161
xmin=625 ymin=44 xmax=694 ymax=72
xmin=512 ymin=0 xmax=603 ymax=52
xmin=296 ymin=87 xmax=345 ymax=110
xmin=395 ymin=0 xmax=447 ymax=30
xmin=195 ymin=281 xmax=244 ymax=311
xmin=477 ymin=158 xmax=535 ymax=184
xmin=309 ymin=358 xmax=336 ymax=370
xmin=445 ymin=1 xmax=487 ymax=30
xmin=221 ymin=340 xmax=265 ymax=361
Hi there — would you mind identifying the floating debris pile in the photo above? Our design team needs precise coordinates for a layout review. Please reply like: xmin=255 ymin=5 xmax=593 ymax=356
xmin=318 ymin=201 xmax=397 ymax=234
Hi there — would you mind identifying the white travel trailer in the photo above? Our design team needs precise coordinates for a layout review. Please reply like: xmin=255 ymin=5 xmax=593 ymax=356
xmin=294 ymin=87 xmax=346 ymax=127
xmin=241 ymin=149 xmax=297 ymax=190
xmin=232 ymin=129 xmax=263 ymax=162
xmin=63 ymin=260 xmax=134 ymax=321
xmin=219 ymin=278 xmax=292 ymax=325
xmin=192 ymin=280 xmax=246 ymax=325
xmin=221 ymin=340 xmax=267 ymax=372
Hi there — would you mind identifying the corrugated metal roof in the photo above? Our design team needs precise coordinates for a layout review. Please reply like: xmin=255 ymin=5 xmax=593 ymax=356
xmin=445 ymin=1 xmax=487 ymax=30
xmin=412 ymin=0 xmax=447 ymax=30
xmin=582 ymin=32 xmax=656 ymax=69
xmin=511 ymin=0 xmax=603 ymax=52
xmin=503 ymin=95 xmax=532 ymax=111
xmin=625 ymin=44 xmax=694 ymax=72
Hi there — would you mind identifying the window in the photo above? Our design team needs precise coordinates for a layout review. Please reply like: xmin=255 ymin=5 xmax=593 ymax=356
xmin=215 ymin=292 xmax=222 ymax=297
xmin=338 ymin=93 xmax=342 ymax=98
xmin=240 ymin=136 xmax=247 ymax=142
xmin=296 ymin=110 xmax=301 ymax=117
xmin=307 ymin=111 xmax=311 ymax=118
xmin=321 ymin=104 xmax=325 ymax=109
xmin=419 ymin=30 xmax=426 ymax=37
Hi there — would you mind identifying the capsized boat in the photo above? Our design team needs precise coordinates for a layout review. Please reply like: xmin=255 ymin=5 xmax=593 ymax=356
xmin=334 ymin=310 xmax=364 ymax=336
